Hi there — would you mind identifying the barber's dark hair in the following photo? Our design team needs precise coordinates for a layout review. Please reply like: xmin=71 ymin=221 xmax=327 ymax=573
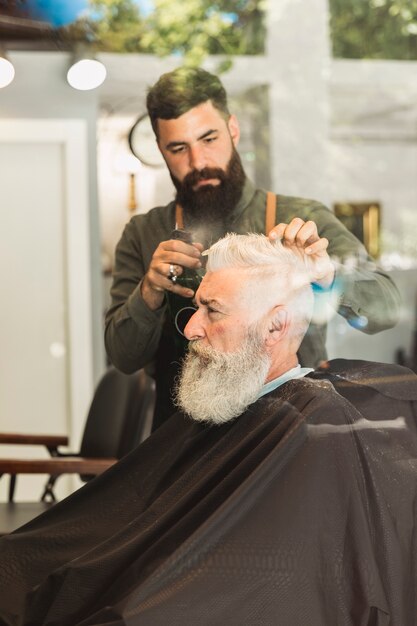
xmin=146 ymin=67 xmax=230 ymax=136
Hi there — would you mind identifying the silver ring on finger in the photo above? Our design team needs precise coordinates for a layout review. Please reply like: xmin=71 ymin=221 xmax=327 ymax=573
xmin=168 ymin=263 xmax=178 ymax=283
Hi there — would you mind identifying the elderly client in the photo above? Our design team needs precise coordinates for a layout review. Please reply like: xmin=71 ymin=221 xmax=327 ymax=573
xmin=0 ymin=234 xmax=416 ymax=626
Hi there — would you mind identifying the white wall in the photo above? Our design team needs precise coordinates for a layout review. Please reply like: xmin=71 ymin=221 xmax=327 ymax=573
xmin=0 ymin=53 xmax=104 ymax=500
xmin=326 ymin=59 xmax=417 ymax=363
xmin=98 ymin=115 xmax=174 ymax=272
xmin=328 ymin=140 xmax=417 ymax=256
xmin=267 ymin=0 xmax=331 ymax=202
xmin=0 ymin=120 xmax=94 ymax=501
xmin=0 ymin=51 xmax=105 ymax=383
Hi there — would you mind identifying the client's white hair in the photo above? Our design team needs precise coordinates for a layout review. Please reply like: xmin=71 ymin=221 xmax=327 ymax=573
xmin=177 ymin=234 xmax=314 ymax=424
xmin=206 ymin=233 xmax=314 ymax=342
xmin=207 ymin=232 xmax=304 ymax=272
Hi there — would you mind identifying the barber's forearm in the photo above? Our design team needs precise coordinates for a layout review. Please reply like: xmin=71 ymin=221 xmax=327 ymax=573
xmin=309 ymin=208 xmax=402 ymax=332
xmin=105 ymin=318 xmax=162 ymax=373
xmin=105 ymin=327 xmax=146 ymax=373
xmin=336 ymin=267 xmax=402 ymax=333
xmin=141 ymin=274 xmax=166 ymax=310
xmin=105 ymin=289 xmax=165 ymax=373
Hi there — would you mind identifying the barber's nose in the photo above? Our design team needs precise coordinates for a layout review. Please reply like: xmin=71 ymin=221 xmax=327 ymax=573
xmin=189 ymin=145 xmax=206 ymax=171
xmin=184 ymin=308 xmax=205 ymax=340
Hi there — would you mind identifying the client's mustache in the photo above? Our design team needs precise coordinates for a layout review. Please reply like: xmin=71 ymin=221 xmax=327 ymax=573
xmin=188 ymin=340 xmax=218 ymax=364
xmin=183 ymin=167 xmax=227 ymax=188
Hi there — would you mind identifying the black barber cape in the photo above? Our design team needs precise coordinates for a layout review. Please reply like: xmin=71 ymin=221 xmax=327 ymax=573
xmin=0 ymin=360 xmax=417 ymax=626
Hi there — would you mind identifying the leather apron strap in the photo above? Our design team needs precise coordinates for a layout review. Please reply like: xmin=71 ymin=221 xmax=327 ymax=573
xmin=175 ymin=203 xmax=184 ymax=229
xmin=265 ymin=191 xmax=276 ymax=235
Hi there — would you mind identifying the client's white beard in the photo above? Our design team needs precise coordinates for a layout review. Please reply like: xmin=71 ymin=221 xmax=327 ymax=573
xmin=174 ymin=331 xmax=270 ymax=425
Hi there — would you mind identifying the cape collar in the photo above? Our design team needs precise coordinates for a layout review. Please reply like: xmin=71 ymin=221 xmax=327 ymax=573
xmin=258 ymin=365 xmax=314 ymax=399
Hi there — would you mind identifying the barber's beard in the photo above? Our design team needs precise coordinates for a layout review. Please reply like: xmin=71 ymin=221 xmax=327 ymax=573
xmin=174 ymin=331 xmax=270 ymax=425
xmin=171 ymin=149 xmax=245 ymax=244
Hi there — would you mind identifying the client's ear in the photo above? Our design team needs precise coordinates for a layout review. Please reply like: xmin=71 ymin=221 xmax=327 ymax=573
xmin=265 ymin=306 xmax=289 ymax=347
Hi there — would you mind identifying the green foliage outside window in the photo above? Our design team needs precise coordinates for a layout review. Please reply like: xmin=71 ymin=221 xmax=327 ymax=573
xmin=329 ymin=0 xmax=417 ymax=60
xmin=67 ymin=0 xmax=266 ymax=70
xmin=65 ymin=0 xmax=417 ymax=63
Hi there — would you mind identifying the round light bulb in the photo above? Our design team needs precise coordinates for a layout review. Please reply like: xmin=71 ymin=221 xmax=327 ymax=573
xmin=0 ymin=57 xmax=15 ymax=88
xmin=67 ymin=59 xmax=106 ymax=91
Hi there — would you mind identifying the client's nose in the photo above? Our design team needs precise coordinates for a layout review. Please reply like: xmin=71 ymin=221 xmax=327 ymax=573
xmin=184 ymin=308 xmax=205 ymax=340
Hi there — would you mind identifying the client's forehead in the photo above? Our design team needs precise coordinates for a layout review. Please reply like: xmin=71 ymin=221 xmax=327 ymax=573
xmin=198 ymin=268 xmax=245 ymax=309
xmin=198 ymin=267 xmax=266 ymax=322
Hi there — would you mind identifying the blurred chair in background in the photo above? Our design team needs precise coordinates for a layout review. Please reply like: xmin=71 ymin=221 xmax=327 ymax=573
xmin=0 ymin=367 xmax=155 ymax=534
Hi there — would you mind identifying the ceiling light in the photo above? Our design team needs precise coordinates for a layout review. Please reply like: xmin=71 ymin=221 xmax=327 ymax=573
xmin=67 ymin=58 xmax=106 ymax=91
xmin=0 ymin=52 xmax=15 ymax=89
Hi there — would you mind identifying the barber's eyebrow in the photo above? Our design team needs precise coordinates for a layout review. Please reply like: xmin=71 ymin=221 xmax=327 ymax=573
xmin=198 ymin=128 xmax=218 ymax=140
xmin=165 ymin=129 xmax=218 ymax=150
xmin=165 ymin=140 xmax=186 ymax=150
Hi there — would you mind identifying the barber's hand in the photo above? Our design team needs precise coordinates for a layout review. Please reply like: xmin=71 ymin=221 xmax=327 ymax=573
xmin=269 ymin=218 xmax=335 ymax=288
xmin=141 ymin=238 xmax=203 ymax=310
